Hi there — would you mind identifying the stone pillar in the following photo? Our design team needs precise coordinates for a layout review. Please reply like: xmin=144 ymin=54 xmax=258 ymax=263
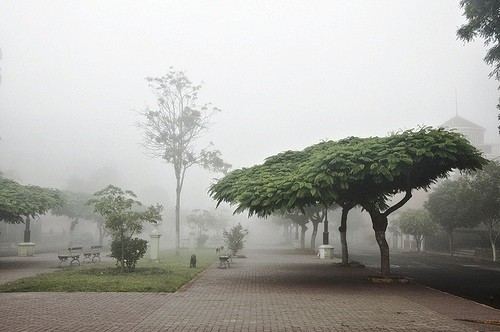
xmin=149 ymin=226 xmax=161 ymax=262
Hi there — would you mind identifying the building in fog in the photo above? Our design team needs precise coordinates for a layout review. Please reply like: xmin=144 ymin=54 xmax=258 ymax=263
xmin=441 ymin=115 xmax=500 ymax=160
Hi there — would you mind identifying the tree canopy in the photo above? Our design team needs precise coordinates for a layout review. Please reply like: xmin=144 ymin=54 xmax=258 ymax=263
xmin=210 ymin=128 xmax=486 ymax=216
xmin=210 ymin=127 xmax=487 ymax=276
xmin=396 ymin=208 xmax=438 ymax=252
xmin=462 ymin=161 xmax=500 ymax=261
xmin=0 ymin=177 xmax=63 ymax=224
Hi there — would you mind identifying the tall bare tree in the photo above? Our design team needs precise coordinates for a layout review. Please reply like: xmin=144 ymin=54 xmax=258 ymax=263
xmin=137 ymin=68 xmax=231 ymax=254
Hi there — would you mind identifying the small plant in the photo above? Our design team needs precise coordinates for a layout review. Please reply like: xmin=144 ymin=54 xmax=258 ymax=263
xmin=223 ymin=223 xmax=248 ymax=256
xmin=110 ymin=237 xmax=148 ymax=272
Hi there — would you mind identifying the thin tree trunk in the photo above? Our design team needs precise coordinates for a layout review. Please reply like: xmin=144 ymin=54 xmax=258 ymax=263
xmin=375 ymin=230 xmax=390 ymax=277
xmin=491 ymin=242 xmax=497 ymax=262
xmin=448 ymin=231 xmax=454 ymax=257
xmin=339 ymin=207 xmax=349 ymax=265
xmin=175 ymin=176 xmax=181 ymax=256
xmin=121 ymin=229 xmax=125 ymax=273
xmin=300 ymin=225 xmax=307 ymax=250
xmin=310 ymin=221 xmax=319 ymax=251
xmin=415 ymin=235 xmax=422 ymax=252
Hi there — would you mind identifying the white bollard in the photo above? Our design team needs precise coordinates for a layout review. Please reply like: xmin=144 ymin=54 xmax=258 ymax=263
xmin=149 ymin=226 xmax=161 ymax=262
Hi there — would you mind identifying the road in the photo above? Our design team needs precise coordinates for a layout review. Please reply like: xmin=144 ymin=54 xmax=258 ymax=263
xmin=350 ymin=250 xmax=500 ymax=310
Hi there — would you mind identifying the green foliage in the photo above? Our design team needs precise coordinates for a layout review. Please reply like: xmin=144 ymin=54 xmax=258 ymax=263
xmin=425 ymin=178 xmax=478 ymax=233
xmin=88 ymin=185 xmax=163 ymax=272
xmin=209 ymin=127 xmax=487 ymax=218
xmin=223 ymin=223 xmax=248 ymax=255
xmin=110 ymin=237 xmax=148 ymax=272
xmin=0 ymin=177 xmax=63 ymax=224
xmin=458 ymin=0 xmax=500 ymax=80
xmin=0 ymin=249 xmax=215 ymax=292
xmin=457 ymin=0 xmax=500 ymax=125
xmin=396 ymin=208 xmax=438 ymax=251
xmin=52 ymin=191 xmax=94 ymax=220
xmin=462 ymin=161 xmax=500 ymax=261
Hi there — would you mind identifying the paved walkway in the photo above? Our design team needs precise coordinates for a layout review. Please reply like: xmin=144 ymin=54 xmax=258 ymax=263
xmin=0 ymin=250 xmax=499 ymax=331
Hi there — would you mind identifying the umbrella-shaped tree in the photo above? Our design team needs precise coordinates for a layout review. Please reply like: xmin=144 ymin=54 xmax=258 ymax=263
xmin=51 ymin=190 xmax=98 ymax=246
xmin=210 ymin=128 xmax=487 ymax=277
xmin=306 ymin=128 xmax=486 ymax=276
xmin=0 ymin=177 xmax=63 ymax=242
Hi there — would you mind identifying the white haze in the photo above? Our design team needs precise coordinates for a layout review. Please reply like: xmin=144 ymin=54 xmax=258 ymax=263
xmin=0 ymin=1 xmax=498 ymax=231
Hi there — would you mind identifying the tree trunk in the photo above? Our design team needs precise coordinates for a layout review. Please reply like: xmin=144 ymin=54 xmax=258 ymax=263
xmin=415 ymin=235 xmax=422 ymax=252
xmin=448 ymin=231 xmax=454 ymax=257
xmin=24 ymin=217 xmax=31 ymax=242
xmin=300 ymin=225 xmax=307 ymax=250
xmin=120 ymin=230 xmax=125 ymax=273
xmin=370 ymin=211 xmax=391 ymax=277
xmin=489 ymin=229 xmax=498 ymax=262
xmin=339 ymin=207 xmax=349 ymax=265
xmin=175 ymin=176 xmax=181 ymax=256
xmin=374 ymin=230 xmax=390 ymax=277
xmin=491 ymin=242 xmax=497 ymax=262
xmin=310 ymin=220 xmax=319 ymax=251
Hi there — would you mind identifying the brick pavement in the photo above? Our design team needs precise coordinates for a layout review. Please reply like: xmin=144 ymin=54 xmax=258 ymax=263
xmin=0 ymin=250 xmax=499 ymax=331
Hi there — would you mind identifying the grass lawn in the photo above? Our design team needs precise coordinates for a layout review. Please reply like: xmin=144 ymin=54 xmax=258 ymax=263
xmin=0 ymin=248 xmax=217 ymax=292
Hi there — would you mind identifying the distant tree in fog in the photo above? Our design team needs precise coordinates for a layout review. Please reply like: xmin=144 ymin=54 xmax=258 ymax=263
xmin=281 ymin=210 xmax=308 ymax=250
xmin=425 ymin=177 xmax=479 ymax=256
xmin=395 ymin=208 xmax=438 ymax=252
xmin=0 ymin=177 xmax=63 ymax=242
xmin=186 ymin=209 xmax=221 ymax=248
xmin=0 ymin=177 xmax=63 ymax=224
xmin=137 ymin=68 xmax=231 ymax=255
xmin=51 ymin=191 xmax=95 ymax=246
xmin=463 ymin=161 xmax=500 ymax=262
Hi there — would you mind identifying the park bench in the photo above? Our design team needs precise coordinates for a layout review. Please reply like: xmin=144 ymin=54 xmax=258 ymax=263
xmin=83 ymin=245 xmax=102 ymax=263
xmin=57 ymin=247 xmax=83 ymax=266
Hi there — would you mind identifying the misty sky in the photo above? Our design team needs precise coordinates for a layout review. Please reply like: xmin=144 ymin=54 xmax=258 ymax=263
xmin=0 ymin=1 xmax=499 ymax=211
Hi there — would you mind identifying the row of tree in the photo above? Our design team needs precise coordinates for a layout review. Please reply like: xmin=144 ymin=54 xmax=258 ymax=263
xmin=0 ymin=178 xmax=163 ymax=272
xmin=209 ymin=127 xmax=487 ymax=277
xmin=394 ymin=161 xmax=500 ymax=262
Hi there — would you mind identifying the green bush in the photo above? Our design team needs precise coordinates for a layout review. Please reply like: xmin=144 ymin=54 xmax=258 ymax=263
xmin=110 ymin=237 xmax=148 ymax=272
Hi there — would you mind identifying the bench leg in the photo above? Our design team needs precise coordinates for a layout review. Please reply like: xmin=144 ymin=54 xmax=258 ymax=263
xmin=58 ymin=257 xmax=68 ymax=267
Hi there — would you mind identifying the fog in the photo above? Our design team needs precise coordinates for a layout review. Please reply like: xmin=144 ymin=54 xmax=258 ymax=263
xmin=1 ymin=1 xmax=499 ymax=248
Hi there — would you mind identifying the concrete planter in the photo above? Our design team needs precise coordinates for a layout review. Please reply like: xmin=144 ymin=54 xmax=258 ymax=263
xmin=17 ymin=242 xmax=36 ymax=257
xmin=318 ymin=245 xmax=334 ymax=259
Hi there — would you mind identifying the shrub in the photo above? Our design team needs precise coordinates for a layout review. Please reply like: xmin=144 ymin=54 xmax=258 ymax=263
xmin=223 ymin=223 xmax=248 ymax=255
xmin=110 ymin=237 xmax=148 ymax=272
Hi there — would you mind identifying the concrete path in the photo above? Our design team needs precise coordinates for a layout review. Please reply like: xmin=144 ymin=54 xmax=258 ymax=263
xmin=0 ymin=250 xmax=499 ymax=331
